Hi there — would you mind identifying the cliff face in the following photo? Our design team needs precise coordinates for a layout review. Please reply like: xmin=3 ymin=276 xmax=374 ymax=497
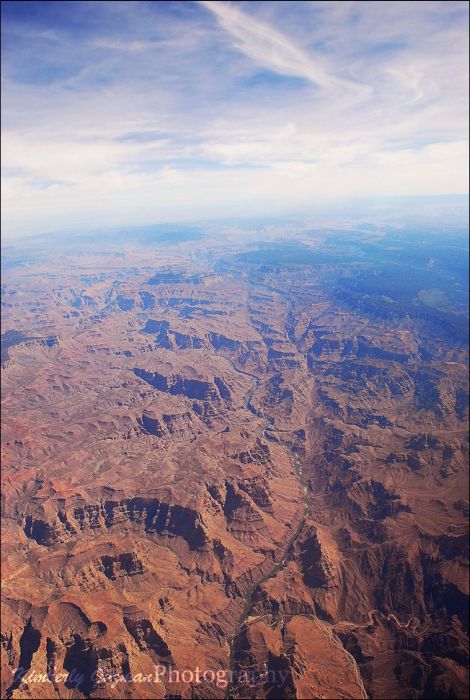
xmin=1 ymin=242 xmax=468 ymax=699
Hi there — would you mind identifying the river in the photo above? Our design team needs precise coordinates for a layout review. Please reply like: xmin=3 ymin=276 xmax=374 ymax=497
xmin=223 ymin=357 xmax=313 ymax=698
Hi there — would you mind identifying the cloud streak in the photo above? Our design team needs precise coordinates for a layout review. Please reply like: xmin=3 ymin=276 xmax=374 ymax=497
xmin=1 ymin=0 xmax=468 ymax=238
xmin=199 ymin=0 xmax=339 ymax=89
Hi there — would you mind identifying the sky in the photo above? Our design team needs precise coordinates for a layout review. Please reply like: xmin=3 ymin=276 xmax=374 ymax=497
xmin=1 ymin=0 xmax=469 ymax=238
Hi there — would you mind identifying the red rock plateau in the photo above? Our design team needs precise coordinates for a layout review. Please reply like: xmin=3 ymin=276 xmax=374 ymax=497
xmin=1 ymin=230 xmax=468 ymax=699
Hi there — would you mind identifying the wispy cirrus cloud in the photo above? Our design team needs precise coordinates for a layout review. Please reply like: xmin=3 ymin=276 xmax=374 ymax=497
xmin=199 ymin=0 xmax=341 ymax=89
xmin=1 ymin=0 xmax=468 ymax=238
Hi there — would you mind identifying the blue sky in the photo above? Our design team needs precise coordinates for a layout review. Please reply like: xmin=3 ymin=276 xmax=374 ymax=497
xmin=1 ymin=0 xmax=469 ymax=237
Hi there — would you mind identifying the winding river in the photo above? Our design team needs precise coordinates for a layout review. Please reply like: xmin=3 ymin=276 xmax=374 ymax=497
xmin=223 ymin=358 xmax=313 ymax=697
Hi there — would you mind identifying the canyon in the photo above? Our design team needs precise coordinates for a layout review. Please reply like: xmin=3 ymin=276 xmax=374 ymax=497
xmin=1 ymin=223 xmax=468 ymax=699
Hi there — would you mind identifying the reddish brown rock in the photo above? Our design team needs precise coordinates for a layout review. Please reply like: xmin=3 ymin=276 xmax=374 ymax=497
xmin=1 ymin=240 xmax=468 ymax=699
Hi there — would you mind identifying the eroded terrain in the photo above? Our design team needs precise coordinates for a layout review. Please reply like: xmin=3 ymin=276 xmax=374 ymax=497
xmin=1 ymin=224 xmax=468 ymax=699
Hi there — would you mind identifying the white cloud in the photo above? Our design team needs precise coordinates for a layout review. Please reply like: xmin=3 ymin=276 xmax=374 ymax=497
xmin=1 ymin=0 xmax=468 ymax=237
xmin=92 ymin=39 xmax=158 ymax=53
xmin=199 ymin=0 xmax=364 ymax=93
